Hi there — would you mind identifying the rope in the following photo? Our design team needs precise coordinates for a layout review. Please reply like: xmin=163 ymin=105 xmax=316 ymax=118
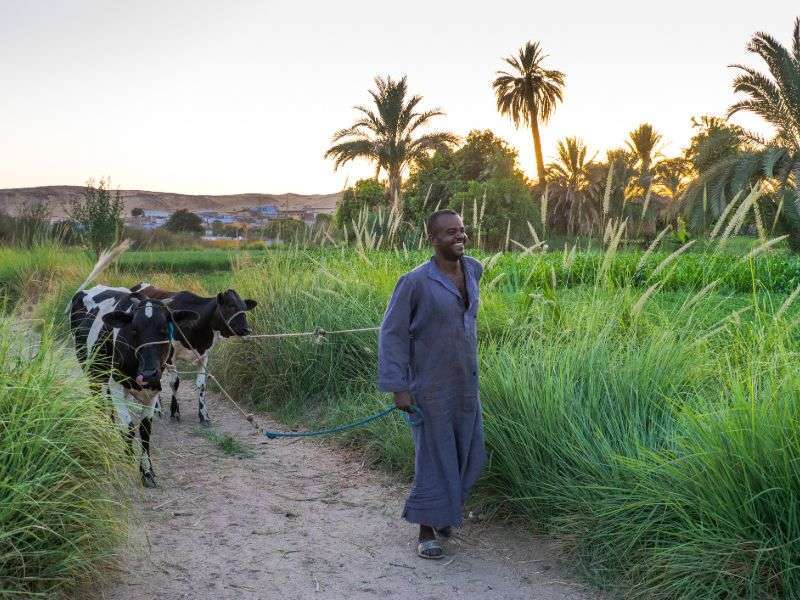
xmin=262 ymin=405 xmax=419 ymax=439
xmin=166 ymin=318 xmax=387 ymax=439
xmin=242 ymin=326 xmax=380 ymax=340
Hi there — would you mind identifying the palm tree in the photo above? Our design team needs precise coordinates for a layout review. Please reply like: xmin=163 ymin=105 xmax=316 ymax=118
xmin=626 ymin=123 xmax=663 ymax=189
xmin=682 ymin=19 xmax=800 ymax=247
xmin=548 ymin=137 xmax=595 ymax=235
xmin=655 ymin=157 xmax=692 ymax=202
xmin=493 ymin=42 xmax=566 ymax=185
xmin=325 ymin=75 xmax=458 ymax=212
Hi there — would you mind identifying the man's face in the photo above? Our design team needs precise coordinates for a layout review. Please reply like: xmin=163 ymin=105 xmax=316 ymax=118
xmin=430 ymin=213 xmax=467 ymax=260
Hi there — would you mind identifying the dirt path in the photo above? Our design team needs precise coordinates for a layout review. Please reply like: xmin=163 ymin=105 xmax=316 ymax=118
xmin=99 ymin=383 xmax=602 ymax=600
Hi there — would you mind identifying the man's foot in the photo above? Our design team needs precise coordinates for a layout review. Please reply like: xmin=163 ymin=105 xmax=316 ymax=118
xmin=417 ymin=525 xmax=444 ymax=559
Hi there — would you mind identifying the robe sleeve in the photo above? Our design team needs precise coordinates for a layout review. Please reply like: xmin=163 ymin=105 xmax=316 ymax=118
xmin=378 ymin=274 xmax=416 ymax=393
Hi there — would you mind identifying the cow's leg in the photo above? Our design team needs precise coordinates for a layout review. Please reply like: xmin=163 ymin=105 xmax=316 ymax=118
xmin=170 ymin=370 xmax=181 ymax=421
xmin=109 ymin=381 xmax=135 ymax=454
xmin=196 ymin=353 xmax=210 ymax=425
xmin=128 ymin=390 xmax=158 ymax=488
xmin=139 ymin=416 xmax=156 ymax=488
xmin=154 ymin=396 xmax=163 ymax=419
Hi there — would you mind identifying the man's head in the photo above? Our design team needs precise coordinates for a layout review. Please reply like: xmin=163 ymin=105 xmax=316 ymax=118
xmin=427 ymin=209 xmax=467 ymax=260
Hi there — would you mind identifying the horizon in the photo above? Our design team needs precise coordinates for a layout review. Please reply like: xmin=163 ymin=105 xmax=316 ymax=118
xmin=1 ymin=1 xmax=797 ymax=195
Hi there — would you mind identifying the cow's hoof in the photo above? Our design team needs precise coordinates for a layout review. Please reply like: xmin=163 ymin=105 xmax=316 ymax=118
xmin=170 ymin=413 xmax=181 ymax=422
xmin=141 ymin=473 xmax=157 ymax=488
xmin=199 ymin=417 xmax=211 ymax=427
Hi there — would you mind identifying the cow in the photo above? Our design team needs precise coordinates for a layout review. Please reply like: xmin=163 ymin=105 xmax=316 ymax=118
xmin=129 ymin=283 xmax=257 ymax=424
xmin=70 ymin=285 xmax=198 ymax=487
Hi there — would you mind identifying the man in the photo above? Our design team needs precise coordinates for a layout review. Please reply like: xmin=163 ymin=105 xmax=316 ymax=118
xmin=378 ymin=209 xmax=486 ymax=559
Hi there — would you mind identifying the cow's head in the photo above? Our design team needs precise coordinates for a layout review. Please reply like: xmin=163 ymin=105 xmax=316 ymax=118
xmin=215 ymin=289 xmax=257 ymax=337
xmin=103 ymin=299 xmax=198 ymax=389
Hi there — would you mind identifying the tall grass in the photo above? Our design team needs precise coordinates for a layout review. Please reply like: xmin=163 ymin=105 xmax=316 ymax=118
xmin=0 ymin=319 xmax=131 ymax=597
xmin=211 ymin=246 xmax=800 ymax=598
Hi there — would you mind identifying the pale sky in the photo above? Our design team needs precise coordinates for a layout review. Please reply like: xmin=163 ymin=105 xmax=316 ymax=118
xmin=1 ymin=1 xmax=796 ymax=195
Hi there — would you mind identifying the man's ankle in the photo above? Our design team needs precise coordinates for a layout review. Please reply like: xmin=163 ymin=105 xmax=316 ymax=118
xmin=419 ymin=525 xmax=435 ymax=540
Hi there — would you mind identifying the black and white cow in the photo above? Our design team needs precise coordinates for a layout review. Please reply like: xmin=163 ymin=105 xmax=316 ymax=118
xmin=70 ymin=285 xmax=197 ymax=487
xmin=129 ymin=283 xmax=257 ymax=424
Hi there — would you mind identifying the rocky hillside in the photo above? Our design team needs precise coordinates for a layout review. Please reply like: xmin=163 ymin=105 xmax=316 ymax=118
xmin=0 ymin=186 xmax=340 ymax=218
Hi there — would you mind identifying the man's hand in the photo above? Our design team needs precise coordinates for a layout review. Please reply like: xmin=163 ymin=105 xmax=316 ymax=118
xmin=394 ymin=391 xmax=414 ymax=413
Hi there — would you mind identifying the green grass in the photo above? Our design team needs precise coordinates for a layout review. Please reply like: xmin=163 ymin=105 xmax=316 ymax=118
xmin=12 ymin=241 xmax=800 ymax=597
xmin=0 ymin=319 xmax=131 ymax=598
xmin=211 ymin=247 xmax=800 ymax=599
xmin=192 ymin=427 xmax=254 ymax=459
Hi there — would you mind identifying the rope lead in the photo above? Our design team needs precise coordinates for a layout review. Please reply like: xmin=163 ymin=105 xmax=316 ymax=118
xmin=263 ymin=405 xmax=422 ymax=440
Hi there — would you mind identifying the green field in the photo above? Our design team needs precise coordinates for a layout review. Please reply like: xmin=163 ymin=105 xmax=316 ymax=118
xmin=4 ymin=242 xmax=800 ymax=598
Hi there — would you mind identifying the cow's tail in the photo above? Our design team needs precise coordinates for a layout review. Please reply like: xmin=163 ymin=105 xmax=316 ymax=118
xmin=64 ymin=239 xmax=132 ymax=314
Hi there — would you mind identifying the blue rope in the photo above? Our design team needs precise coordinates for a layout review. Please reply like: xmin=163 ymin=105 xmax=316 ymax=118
xmin=263 ymin=405 xmax=421 ymax=439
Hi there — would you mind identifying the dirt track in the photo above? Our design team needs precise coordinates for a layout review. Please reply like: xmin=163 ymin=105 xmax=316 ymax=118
xmin=98 ymin=383 xmax=601 ymax=600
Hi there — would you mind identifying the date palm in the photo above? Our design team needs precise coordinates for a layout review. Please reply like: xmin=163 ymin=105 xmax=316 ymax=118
xmin=325 ymin=75 xmax=458 ymax=213
xmin=548 ymin=137 xmax=596 ymax=234
xmin=493 ymin=41 xmax=565 ymax=186
xmin=626 ymin=123 xmax=663 ymax=189
xmin=682 ymin=18 xmax=800 ymax=247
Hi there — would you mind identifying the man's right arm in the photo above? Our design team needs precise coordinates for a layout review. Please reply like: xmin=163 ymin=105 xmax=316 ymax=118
xmin=377 ymin=275 xmax=416 ymax=413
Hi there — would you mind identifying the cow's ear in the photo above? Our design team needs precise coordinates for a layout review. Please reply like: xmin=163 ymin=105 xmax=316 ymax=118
xmin=102 ymin=311 xmax=133 ymax=328
xmin=216 ymin=292 xmax=225 ymax=304
xmin=244 ymin=299 xmax=257 ymax=311
xmin=170 ymin=310 xmax=199 ymax=324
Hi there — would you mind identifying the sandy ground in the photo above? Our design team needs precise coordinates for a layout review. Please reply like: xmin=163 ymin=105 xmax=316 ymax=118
xmin=96 ymin=383 xmax=602 ymax=600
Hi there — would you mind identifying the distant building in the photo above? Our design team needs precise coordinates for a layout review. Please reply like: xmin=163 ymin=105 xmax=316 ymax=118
xmin=251 ymin=204 xmax=279 ymax=218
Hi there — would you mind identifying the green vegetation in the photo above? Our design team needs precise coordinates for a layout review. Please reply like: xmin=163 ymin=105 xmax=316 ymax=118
xmin=69 ymin=178 xmax=124 ymax=256
xmin=208 ymin=246 xmax=800 ymax=598
xmin=0 ymin=320 xmax=130 ymax=597
xmin=193 ymin=427 xmax=254 ymax=459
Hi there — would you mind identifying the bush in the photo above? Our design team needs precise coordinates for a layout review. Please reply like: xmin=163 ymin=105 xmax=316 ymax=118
xmin=69 ymin=178 xmax=124 ymax=256
xmin=0 ymin=320 xmax=130 ymax=596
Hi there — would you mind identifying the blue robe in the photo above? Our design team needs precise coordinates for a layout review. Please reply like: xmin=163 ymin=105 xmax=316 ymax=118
xmin=378 ymin=255 xmax=486 ymax=528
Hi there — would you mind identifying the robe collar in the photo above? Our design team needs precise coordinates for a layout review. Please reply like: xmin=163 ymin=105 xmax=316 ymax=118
xmin=427 ymin=255 xmax=470 ymax=301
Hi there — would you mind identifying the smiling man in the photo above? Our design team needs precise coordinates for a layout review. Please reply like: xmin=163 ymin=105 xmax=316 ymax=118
xmin=378 ymin=209 xmax=486 ymax=559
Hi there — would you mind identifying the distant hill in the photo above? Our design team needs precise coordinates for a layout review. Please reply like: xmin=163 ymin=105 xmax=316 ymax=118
xmin=0 ymin=186 xmax=341 ymax=218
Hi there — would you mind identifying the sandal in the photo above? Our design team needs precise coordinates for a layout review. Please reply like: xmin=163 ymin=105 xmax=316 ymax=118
xmin=417 ymin=538 xmax=444 ymax=559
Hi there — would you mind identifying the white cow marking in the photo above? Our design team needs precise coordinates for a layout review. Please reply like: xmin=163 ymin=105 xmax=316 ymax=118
xmin=144 ymin=302 xmax=153 ymax=318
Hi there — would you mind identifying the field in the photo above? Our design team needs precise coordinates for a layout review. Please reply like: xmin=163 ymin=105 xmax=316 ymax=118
xmin=3 ymin=240 xmax=800 ymax=598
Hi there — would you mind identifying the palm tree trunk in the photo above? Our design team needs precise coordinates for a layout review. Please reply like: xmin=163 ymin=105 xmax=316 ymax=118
xmin=388 ymin=168 xmax=402 ymax=215
xmin=530 ymin=119 xmax=546 ymax=185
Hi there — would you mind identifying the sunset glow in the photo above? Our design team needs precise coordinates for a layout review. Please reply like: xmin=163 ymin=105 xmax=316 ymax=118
xmin=0 ymin=0 xmax=794 ymax=194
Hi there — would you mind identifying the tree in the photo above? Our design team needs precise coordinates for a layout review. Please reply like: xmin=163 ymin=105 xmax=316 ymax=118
xmin=450 ymin=178 xmax=538 ymax=250
xmin=655 ymin=157 xmax=692 ymax=202
xmin=69 ymin=178 xmax=124 ymax=256
xmin=492 ymin=41 xmax=566 ymax=185
xmin=335 ymin=179 xmax=387 ymax=228
xmin=404 ymin=129 xmax=530 ymax=227
xmin=547 ymin=137 xmax=596 ymax=235
xmin=164 ymin=209 xmax=204 ymax=236
xmin=682 ymin=19 xmax=800 ymax=247
xmin=325 ymin=75 xmax=458 ymax=212
xmin=626 ymin=123 xmax=663 ymax=190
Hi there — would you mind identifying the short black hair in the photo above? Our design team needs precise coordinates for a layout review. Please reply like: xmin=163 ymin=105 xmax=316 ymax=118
xmin=426 ymin=209 xmax=460 ymax=236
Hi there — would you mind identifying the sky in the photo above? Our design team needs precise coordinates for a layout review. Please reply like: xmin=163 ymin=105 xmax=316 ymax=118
xmin=0 ymin=0 xmax=797 ymax=195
